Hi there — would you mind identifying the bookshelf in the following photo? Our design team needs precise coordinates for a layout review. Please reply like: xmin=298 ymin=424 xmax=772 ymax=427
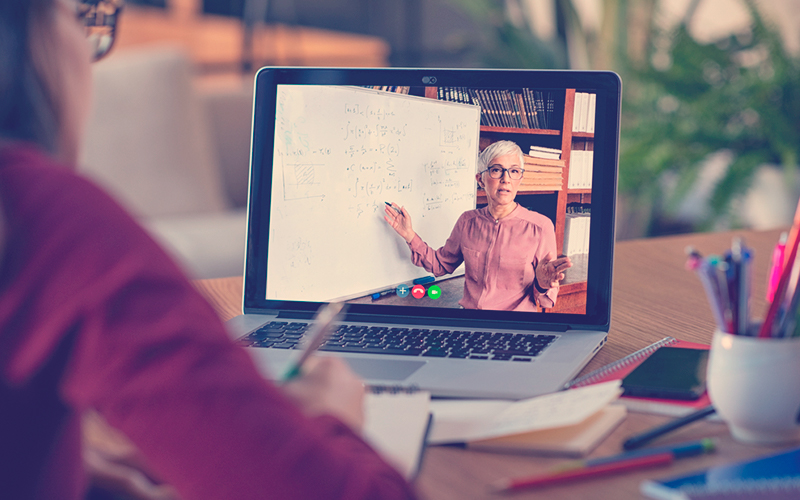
xmin=426 ymin=86 xmax=592 ymax=314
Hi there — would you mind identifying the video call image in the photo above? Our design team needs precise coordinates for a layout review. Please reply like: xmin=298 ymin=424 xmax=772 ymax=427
xmin=266 ymin=84 xmax=595 ymax=314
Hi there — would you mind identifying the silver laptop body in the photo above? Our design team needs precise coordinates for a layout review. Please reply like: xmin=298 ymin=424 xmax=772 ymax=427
xmin=227 ymin=68 xmax=621 ymax=399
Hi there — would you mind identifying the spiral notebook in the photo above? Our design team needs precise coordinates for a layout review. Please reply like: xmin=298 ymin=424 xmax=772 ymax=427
xmin=641 ymin=446 xmax=800 ymax=499
xmin=564 ymin=337 xmax=711 ymax=416
xmin=362 ymin=387 xmax=432 ymax=479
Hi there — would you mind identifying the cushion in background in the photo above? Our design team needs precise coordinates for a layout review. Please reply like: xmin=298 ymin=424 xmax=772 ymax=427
xmin=78 ymin=46 xmax=250 ymax=278
xmin=142 ymin=209 xmax=247 ymax=279
xmin=78 ymin=46 xmax=229 ymax=218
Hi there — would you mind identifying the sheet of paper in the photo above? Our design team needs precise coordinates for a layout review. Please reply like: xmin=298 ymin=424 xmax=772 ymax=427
xmin=429 ymin=380 xmax=622 ymax=444
xmin=428 ymin=399 xmax=514 ymax=444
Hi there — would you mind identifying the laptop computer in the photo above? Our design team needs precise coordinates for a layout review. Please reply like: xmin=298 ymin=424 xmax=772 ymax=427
xmin=227 ymin=68 xmax=621 ymax=399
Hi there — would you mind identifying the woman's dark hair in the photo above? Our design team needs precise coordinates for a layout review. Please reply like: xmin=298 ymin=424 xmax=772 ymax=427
xmin=0 ymin=0 xmax=59 ymax=153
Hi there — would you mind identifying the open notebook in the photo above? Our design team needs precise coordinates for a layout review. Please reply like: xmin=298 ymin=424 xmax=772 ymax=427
xmin=428 ymin=380 xmax=624 ymax=457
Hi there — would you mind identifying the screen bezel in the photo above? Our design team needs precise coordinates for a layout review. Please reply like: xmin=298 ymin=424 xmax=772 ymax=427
xmin=243 ymin=67 xmax=620 ymax=331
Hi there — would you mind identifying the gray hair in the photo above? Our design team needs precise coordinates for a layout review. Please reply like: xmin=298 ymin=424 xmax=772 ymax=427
xmin=477 ymin=140 xmax=524 ymax=175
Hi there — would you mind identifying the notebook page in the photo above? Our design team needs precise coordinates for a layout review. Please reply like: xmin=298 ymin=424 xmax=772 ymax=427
xmin=362 ymin=390 xmax=431 ymax=479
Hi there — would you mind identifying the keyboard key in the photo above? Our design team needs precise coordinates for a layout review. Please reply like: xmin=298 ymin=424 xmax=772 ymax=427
xmin=257 ymin=327 xmax=285 ymax=334
xmin=491 ymin=349 xmax=534 ymax=357
xmin=271 ymin=342 xmax=297 ymax=349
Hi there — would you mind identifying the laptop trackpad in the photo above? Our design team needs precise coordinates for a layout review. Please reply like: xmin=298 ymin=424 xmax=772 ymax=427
xmin=342 ymin=358 xmax=425 ymax=381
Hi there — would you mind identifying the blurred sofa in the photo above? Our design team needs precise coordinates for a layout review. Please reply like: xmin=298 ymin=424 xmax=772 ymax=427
xmin=79 ymin=46 xmax=252 ymax=279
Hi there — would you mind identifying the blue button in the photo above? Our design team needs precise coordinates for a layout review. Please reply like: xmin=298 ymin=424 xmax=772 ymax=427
xmin=396 ymin=284 xmax=410 ymax=297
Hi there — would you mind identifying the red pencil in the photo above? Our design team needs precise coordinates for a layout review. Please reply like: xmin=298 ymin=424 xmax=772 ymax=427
xmin=491 ymin=452 xmax=674 ymax=493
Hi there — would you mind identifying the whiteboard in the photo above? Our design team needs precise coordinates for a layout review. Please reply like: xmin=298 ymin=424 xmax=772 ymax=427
xmin=266 ymin=85 xmax=481 ymax=301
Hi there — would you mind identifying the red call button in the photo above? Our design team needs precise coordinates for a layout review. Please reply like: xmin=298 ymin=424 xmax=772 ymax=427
xmin=411 ymin=285 xmax=426 ymax=299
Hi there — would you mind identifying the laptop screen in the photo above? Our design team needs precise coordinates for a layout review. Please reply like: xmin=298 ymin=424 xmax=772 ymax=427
xmin=246 ymin=69 xmax=620 ymax=330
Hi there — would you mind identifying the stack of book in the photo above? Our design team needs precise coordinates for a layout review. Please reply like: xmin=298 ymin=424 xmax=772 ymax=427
xmin=567 ymin=149 xmax=594 ymax=189
xmin=572 ymin=92 xmax=596 ymax=133
xmin=528 ymin=145 xmax=561 ymax=160
xmin=563 ymin=204 xmax=591 ymax=256
xmin=436 ymin=87 xmax=556 ymax=131
xmin=520 ymin=154 xmax=565 ymax=192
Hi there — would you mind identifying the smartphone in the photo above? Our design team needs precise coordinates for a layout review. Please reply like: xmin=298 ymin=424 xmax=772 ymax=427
xmin=621 ymin=347 xmax=709 ymax=400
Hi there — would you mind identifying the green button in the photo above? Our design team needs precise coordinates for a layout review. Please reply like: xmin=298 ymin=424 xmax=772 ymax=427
xmin=427 ymin=285 xmax=442 ymax=300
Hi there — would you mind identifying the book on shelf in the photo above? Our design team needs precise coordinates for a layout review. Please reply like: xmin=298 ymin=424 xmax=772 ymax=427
xmin=568 ymin=149 xmax=594 ymax=189
xmin=520 ymin=180 xmax=562 ymax=192
xmin=435 ymin=87 xmax=557 ymax=130
xmin=525 ymin=165 xmax=563 ymax=173
xmin=545 ymin=91 xmax=555 ymax=129
xmin=563 ymin=212 xmax=590 ymax=256
xmin=524 ymin=88 xmax=540 ymax=129
xmin=572 ymin=92 xmax=596 ymax=133
xmin=579 ymin=92 xmax=589 ymax=132
xmin=641 ymin=446 xmax=800 ymax=499
xmin=529 ymin=145 xmax=562 ymax=160
xmin=362 ymin=387 xmax=432 ymax=480
xmin=564 ymin=336 xmax=712 ymax=417
xmin=515 ymin=93 xmax=530 ymax=128
xmin=572 ymin=92 xmax=584 ymax=132
xmin=524 ymin=173 xmax=563 ymax=181
xmin=428 ymin=380 xmax=625 ymax=457
xmin=364 ymin=86 xmax=411 ymax=94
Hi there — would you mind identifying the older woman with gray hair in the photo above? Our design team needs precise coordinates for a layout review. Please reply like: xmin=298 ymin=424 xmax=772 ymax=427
xmin=385 ymin=140 xmax=571 ymax=311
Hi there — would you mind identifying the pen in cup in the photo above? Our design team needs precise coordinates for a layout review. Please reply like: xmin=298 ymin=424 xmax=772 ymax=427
xmin=686 ymin=239 xmax=752 ymax=335
xmin=281 ymin=301 xmax=347 ymax=382
xmin=767 ymin=232 xmax=788 ymax=303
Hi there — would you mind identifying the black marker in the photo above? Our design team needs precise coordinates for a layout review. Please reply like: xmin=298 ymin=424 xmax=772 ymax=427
xmin=623 ymin=405 xmax=716 ymax=450
xmin=385 ymin=201 xmax=402 ymax=215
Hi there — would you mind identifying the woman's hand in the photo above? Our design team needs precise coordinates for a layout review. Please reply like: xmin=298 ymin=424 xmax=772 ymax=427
xmin=83 ymin=411 xmax=179 ymax=500
xmin=282 ymin=357 xmax=366 ymax=432
xmin=85 ymin=447 xmax=180 ymax=500
xmin=384 ymin=202 xmax=416 ymax=243
xmin=535 ymin=253 xmax=573 ymax=290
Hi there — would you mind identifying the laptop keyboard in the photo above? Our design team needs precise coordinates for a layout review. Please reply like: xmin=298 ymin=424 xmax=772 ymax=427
xmin=238 ymin=321 xmax=557 ymax=361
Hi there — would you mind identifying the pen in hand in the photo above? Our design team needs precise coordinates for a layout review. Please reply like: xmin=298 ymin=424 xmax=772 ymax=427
xmin=282 ymin=301 xmax=347 ymax=382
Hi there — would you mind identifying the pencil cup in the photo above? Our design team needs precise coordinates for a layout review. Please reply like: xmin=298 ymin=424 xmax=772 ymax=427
xmin=707 ymin=329 xmax=800 ymax=445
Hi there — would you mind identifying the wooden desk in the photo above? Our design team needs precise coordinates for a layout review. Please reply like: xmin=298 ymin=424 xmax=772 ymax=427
xmin=192 ymin=227 xmax=795 ymax=499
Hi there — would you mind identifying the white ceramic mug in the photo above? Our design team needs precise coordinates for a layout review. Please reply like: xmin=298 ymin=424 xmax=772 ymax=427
xmin=707 ymin=329 xmax=800 ymax=445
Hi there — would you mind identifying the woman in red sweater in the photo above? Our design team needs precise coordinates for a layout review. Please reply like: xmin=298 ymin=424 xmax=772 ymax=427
xmin=0 ymin=1 xmax=417 ymax=499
